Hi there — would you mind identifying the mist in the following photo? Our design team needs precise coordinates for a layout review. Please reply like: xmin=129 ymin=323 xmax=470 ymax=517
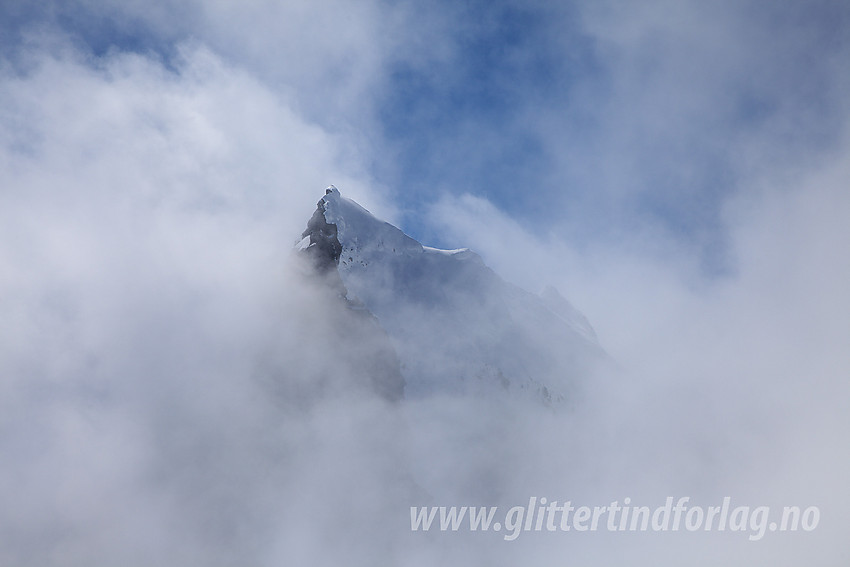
xmin=2 ymin=2 xmax=849 ymax=565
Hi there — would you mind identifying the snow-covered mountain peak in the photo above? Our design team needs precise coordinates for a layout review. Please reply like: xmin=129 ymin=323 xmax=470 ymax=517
xmin=299 ymin=186 xmax=606 ymax=403
xmin=320 ymin=185 xmax=423 ymax=258
xmin=307 ymin=186 xmax=485 ymax=276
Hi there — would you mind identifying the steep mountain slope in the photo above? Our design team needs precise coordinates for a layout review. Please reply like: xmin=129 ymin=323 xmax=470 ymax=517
xmin=299 ymin=186 xmax=605 ymax=403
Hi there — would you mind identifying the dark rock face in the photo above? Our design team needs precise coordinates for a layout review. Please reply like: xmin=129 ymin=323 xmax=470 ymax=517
xmin=301 ymin=198 xmax=342 ymax=272
xmin=294 ymin=192 xmax=405 ymax=402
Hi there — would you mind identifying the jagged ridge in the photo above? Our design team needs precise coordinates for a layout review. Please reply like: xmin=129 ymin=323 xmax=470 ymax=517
xmin=298 ymin=186 xmax=606 ymax=405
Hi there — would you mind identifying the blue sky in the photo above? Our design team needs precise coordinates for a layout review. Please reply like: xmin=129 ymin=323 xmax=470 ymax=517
xmin=370 ymin=1 xmax=848 ymax=269
xmin=1 ymin=0 xmax=848 ymax=296
xmin=4 ymin=0 xmax=847 ymax=276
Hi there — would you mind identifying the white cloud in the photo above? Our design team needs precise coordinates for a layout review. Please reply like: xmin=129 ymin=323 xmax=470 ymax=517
xmin=1 ymin=2 xmax=848 ymax=564
xmin=0 ymin=35 xmax=409 ymax=565
xmin=424 ymin=110 xmax=850 ymax=563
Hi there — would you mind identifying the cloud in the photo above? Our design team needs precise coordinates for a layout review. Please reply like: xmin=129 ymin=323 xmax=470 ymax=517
xmin=0 ymin=34 xmax=410 ymax=565
xmin=376 ymin=0 xmax=850 ymax=274
xmin=424 ymin=98 xmax=850 ymax=564
xmin=1 ymin=2 xmax=848 ymax=565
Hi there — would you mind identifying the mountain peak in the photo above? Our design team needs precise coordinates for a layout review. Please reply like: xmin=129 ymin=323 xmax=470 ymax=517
xmin=298 ymin=188 xmax=343 ymax=272
xmin=297 ymin=186 xmax=605 ymax=404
